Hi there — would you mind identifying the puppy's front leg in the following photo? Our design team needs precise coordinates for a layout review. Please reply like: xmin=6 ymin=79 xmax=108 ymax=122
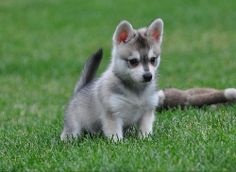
xmin=102 ymin=114 xmax=123 ymax=141
xmin=138 ymin=111 xmax=155 ymax=138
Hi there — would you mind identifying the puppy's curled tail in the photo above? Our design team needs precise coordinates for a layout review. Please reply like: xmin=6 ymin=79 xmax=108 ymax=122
xmin=74 ymin=48 xmax=103 ymax=93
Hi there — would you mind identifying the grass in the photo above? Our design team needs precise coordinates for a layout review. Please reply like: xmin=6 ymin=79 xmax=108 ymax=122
xmin=0 ymin=0 xmax=236 ymax=171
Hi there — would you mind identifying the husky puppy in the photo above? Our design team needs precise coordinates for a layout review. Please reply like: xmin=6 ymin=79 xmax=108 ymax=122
xmin=61 ymin=18 xmax=164 ymax=141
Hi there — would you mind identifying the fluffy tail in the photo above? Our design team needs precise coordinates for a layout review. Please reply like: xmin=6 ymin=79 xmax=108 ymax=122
xmin=157 ymin=88 xmax=236 ymax=109
xmin=74 ymin=48 xmax=103 ymax=93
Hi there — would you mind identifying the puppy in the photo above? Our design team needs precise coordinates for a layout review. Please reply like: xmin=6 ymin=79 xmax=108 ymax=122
xmin=61 ymin=18 xmax=164 ymax=141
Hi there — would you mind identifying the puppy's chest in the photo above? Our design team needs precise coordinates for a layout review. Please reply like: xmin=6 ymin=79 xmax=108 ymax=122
xmin=109 ymin=91 xmax=157 ymax=123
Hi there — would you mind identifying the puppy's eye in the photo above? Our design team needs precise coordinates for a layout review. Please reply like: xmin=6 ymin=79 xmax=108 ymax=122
xmin=150 ymin=57 xmax=158 ymax=66
xmin=128 ymin=58 xmax=139 ymax=67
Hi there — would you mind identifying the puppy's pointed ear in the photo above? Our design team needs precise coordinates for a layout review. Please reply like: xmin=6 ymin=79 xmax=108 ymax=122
xmin=147 ymin=18 xmax=164 ymax=43
xmin=113 ymin=20 xmax=134 ymax=44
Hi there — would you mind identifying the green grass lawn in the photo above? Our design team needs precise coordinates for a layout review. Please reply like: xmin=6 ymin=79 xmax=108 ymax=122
xmin=1 ymin=0 xmax=236 ymax=171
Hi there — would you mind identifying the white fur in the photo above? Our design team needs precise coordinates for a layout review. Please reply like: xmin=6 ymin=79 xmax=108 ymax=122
xmin=157 ymin=90 xmax=165 ymax=107
xmin=224 ymin=88 xmax=236 ymax=100
xmin=138 ymin=111 xmax=155 ymax=138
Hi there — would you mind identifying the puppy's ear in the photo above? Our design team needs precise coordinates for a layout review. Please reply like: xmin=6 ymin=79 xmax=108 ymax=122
xmin=147 ymin=18 xmax=164 ymax=43
xmin=113 ymin=20 xmax=134 ymax=44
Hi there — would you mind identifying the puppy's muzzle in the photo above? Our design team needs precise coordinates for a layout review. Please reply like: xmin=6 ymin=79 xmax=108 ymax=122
xmin=143 ymin=72 xmax=152 ymax=82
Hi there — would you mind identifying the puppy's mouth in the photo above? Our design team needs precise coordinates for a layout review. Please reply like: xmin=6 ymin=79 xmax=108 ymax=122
xmin=143 ymin=80 xmax=152 ymax=83
xmin=142 ymin=80 xmax=152 ymax=83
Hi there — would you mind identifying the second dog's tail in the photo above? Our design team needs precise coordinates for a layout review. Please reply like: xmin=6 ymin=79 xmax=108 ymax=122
xmin=74 ymin=48 xmax=103 ymax=93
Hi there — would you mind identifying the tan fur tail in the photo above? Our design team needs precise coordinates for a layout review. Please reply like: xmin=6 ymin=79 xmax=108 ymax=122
xmin=187 ymin=90 xmax=227 ymax=106
xmin=157 ymin=88 xmax=236 ymax=109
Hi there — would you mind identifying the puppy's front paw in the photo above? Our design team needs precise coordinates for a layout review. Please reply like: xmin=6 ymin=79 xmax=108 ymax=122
xmin=138 ymin=130 xmax=152 ymax=139
xmin=138 ymin=111 xmax=155 ymax=139
xmin=108 ymin=134 xmax=123 ymax=142
xmin=60 ymin=131 xmax=80 ymax=141
xmin=102 ymin=116 xmax=123 ymax=142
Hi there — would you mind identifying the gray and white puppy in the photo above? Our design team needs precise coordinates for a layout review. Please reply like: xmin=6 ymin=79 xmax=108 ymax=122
xmin=61 ymin=18 xmax=164 ymax=141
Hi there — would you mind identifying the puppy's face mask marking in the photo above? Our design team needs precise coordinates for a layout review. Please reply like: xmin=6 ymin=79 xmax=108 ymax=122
xmin=112 ymin=19 xmax=164 ymax=84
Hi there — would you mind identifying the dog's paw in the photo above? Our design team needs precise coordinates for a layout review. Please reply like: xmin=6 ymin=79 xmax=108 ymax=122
xmin=138 ymin=131 xmax=152 ymax=139
xmin=107 ymin=134 xmax=123 ymax=143
xmin=224 ymin=88 xmax=236 ymax=101
xmin=60 ymin=132 xmax=79 ymax=141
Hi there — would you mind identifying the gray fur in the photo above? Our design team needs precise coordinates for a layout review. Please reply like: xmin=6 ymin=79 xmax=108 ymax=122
xmin=135 ymin=33 xmax=150 ymax=49
xmin=74 ymin=49 xmax=103 ymax=93
xmin=61 ymin=18 xmax=164 ymax=141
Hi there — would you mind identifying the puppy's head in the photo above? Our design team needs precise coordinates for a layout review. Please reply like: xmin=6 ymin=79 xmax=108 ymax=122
xmin=111 ymin=18 xmax=164 ymax=84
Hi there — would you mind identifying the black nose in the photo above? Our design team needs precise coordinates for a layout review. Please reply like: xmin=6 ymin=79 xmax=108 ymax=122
xmin=143 ymin=72 xmax=152 ymax=82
